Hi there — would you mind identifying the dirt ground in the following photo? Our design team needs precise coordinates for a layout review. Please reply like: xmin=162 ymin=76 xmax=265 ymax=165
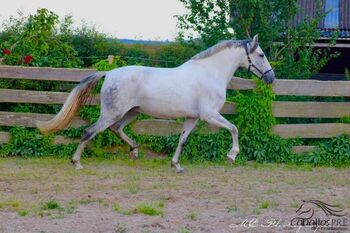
xmin=0 ymin=157 xmax=349 ymax=233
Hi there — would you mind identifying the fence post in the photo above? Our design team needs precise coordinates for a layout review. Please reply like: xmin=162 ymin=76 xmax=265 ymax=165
xmin=108 ymin=55 xmax=114 ymax=64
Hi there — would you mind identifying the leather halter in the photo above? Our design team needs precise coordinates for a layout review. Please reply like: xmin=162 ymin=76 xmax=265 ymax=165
xmin=243 ymin=41 xmax=273 ymax=80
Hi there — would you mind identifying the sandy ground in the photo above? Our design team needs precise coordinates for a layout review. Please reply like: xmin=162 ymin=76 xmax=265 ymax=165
xmin=0 ymin=157 xmax=349 ymax=233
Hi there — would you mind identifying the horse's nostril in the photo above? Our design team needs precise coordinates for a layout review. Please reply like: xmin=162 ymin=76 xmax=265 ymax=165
xmin=264 ymin=76 xmax=274 ymax=84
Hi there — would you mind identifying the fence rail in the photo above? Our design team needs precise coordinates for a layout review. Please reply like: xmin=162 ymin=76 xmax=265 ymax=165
xmin=2 ymin=90 xmax=350 ymax=118
xmin=1 ymin=65 xmax=350 ymax=154
xmin=0 ymin=65 xmax=94 ymax=82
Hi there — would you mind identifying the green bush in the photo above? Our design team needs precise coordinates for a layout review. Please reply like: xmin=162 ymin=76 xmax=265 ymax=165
xmin=0 ymin=9 xmax=82 ymax=68
xmin=307 ymin=136 xmax=350 ymax=166
xmin=231 ymin=79 xmax=296 ymax=162
xmin=0 ymin=127 xmax=53 ymax=157
xmin=0 ymin=127 xmax=76 ymax=158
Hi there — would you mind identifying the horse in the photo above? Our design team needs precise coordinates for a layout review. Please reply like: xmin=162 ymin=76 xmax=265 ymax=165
xmin=36 ymin=34 xmax=275 ymax=172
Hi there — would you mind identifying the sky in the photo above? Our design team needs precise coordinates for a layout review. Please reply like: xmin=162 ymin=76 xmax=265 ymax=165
xmin=0 ymin=0 xmax=187 ymax=41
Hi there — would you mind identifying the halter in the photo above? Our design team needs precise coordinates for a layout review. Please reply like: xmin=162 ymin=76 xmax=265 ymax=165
xmin=243 ymin=41 xmax=273 ymax=80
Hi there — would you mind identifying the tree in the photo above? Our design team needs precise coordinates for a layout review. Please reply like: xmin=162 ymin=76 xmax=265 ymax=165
xmin=0 ymin=9 xmax=82 ymax=67
xmin=154 ymin=42 xmax=198 ymax=67
xmin=177 ymin=0 xmax=338 ymax=79
xmin=177 ymin=0 xmax=232 ymax=47
xmin=71 ymin=23 xmax=124 ymax=67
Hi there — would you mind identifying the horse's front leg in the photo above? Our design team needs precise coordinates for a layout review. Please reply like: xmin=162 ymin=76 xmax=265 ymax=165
xmin=201 ymin=112 xmax=239 ymax=164
xmin=171 ymin=118 xmax=198 ymax=173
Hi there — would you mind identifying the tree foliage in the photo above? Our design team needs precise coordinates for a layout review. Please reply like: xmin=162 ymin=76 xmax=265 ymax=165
xmin=70 ymin=23 xmax=124 ymax=67
xmin=0 ymin=9 xmax=82 ymax=67
xmin=177 ymin=0 xmax=232 ymax=47
xmin=177 ymin=0 xmax=338 ymax=79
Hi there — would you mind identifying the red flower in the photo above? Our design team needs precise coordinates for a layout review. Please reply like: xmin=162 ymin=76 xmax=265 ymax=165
xmin=24 ymin=55 xmax=33 ymax=64
xmin=2 ymin=49 xmax=11 ymax=55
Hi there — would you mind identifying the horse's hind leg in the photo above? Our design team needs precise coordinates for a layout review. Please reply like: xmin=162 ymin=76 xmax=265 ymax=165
xmin=71 ymin=116 xmax=117 ymax=169
xmin=110 ymin=110 xmax=139 ymax=158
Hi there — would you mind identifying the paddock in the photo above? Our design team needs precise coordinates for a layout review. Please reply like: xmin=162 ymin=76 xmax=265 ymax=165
xmin=0 ymin=157 xmax=349 ymax=233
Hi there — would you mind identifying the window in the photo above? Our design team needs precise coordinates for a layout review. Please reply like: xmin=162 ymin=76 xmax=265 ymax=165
xmin=324 ymin=0 xmax=339 ymax=28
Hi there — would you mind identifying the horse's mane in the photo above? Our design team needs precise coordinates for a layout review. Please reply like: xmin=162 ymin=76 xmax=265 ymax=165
xmin=191 ymin=40 xmax=245 ymax=60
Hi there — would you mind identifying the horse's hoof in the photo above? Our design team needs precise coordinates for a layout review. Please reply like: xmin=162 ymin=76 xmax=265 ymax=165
xmin=75 ymin=163 xmax=84 ymax=170
xmin=71 ymin=159 xmax=83 ymax=170
xmin=227 ymin=157 xmax=234 ymax=165
xmin=176 ymin=167 xmax=185 ymax=173
xmin=129 ymin=148 xmax=138 ymax=159
xmin=172 ymin=162 xmax=185 ymax=173
xmin=227 ymin=151 xmax=237 ymax=165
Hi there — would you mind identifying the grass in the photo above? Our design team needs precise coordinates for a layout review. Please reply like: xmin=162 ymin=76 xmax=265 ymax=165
xmin=18 ymin=209 xmax=29 ymax=216
xmin=259 ymin=201 xmax=270 ymax=209
xmin=78 ymin=198 xmax=96 ymax=205
xmin=127 ymin=183 xmax=139 ymax=194
xmin=133 ymin=203 xmax=163 ymax=216
xmin=43 ymin=200 xmax=60 ymax=210
xmin=226 ymin=206 xmax=238 ymax=213
xmin=157 ymin=200 xmax=165 ymax=208
xmin=113 ymin=201 xmax=165 ymax=216
xmin=113 ymin=202 xmax=121 ymax=212
xmin=114 ymin=223 xmax=127 ymax=233
xmin=252 ymin=208 xmax=261 ymax=215
xmin=0 ymin=198 xmax=76 ymax=219
xmin=187 ymin=211 xmax=198 ymax=220
xmin=0 ymin=200 xmax=22 ymax=210
xmin=258 ymin=200 xmax=278 ymax=210
xmin=65 ymin=201 xmax=77 ymax=214
xmin=290 ymin=201 xmax=300 ymax=208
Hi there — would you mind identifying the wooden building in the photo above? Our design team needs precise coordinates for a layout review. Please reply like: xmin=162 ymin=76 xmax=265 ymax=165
xmin=293 ymin=0 xmax=350 ymax=31
xmin=294 ymin=0 xmax=350 ymax=77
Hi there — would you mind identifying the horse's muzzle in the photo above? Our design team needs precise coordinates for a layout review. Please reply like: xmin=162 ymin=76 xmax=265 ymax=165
xmin=262 ymin=69 xmax=275 ymax=84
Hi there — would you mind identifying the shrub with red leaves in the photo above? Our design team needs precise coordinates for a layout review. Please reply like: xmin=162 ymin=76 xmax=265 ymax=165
xmin=2 ymin=49 xmax=11 ymax=55
xmin=24 ymin=55 xmax=33 ymax=64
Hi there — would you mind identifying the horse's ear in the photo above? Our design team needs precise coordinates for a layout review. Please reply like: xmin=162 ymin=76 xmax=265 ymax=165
xmin=253 ymin=34 xmax=259 ymax=43
xmin=250 ymin=34 xmax=259 ymax=53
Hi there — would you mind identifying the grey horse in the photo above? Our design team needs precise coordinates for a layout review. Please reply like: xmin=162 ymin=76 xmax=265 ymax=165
xmin=37 ymin=35 xmax=275 ymax=172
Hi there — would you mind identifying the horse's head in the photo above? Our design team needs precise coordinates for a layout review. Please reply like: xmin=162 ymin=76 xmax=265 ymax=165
xmin=241 ymin=35 xmax=275 ymax=84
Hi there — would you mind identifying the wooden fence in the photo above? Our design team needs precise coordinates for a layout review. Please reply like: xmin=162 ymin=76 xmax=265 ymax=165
xmin=0 ymin=65 xmax=350 ymax=154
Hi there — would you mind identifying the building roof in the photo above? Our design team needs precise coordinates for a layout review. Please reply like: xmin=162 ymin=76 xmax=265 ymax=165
xmin=293 ymin=0 xmax=350 ymax=38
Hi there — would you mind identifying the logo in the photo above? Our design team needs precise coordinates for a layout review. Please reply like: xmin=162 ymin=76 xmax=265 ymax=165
xmin=291 ymin=200 xmax=348 ymax=231
xmin=228 ymin=199 xmax=348 ymax=232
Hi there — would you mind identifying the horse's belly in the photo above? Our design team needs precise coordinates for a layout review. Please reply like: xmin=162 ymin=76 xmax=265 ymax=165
xmin=138 ymin=97 xmax=199 ymax=119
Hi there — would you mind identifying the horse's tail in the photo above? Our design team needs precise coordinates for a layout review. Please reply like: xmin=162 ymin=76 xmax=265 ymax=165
xmin=36 ymin=72 xmax=106 ymax=134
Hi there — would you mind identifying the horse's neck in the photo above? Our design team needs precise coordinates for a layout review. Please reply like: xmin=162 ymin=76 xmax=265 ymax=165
xmin=195 ymin=47 xmax=244 ymax=85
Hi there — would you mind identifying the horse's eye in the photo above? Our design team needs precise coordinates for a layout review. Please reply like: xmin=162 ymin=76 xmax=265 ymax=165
xmin=259 ymin=54 xmax=265 ymax=58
